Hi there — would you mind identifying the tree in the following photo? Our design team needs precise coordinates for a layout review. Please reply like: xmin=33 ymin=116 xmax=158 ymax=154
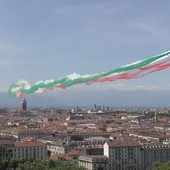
xmin=147 ymin=161 xmax=170 ymax=170
xmin=0 ymin=159 xmax=8 ymax=170
xmin=9 ymin=158 xmax=19 ymax=170
xmin=0 ymin=158 xmax=86 ymax=170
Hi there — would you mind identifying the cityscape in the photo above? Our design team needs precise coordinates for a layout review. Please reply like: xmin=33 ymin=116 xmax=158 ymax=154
xmin=1 ymin=0 xmax=170 ymax=170
xmin=0 ymin=99 xmax=170 ymax=169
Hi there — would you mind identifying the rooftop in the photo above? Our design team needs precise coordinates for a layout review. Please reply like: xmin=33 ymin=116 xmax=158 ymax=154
xmin=15 ymin=141 xmax=46 ymax=147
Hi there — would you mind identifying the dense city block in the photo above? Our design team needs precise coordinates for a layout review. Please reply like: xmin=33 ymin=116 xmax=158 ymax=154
xmin=1 ymin=102 xmax=170 ymax=169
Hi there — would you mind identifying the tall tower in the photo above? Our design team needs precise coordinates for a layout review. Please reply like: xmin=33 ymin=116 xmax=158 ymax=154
xmin=21 ymin=99 xmax=27 ymax=111
xmin=155 ymin=111 xmax=158 ymax=123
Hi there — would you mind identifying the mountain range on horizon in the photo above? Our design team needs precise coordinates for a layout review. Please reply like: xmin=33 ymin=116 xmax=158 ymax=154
xmin=1 ymin=89 xmax=170 ymax=108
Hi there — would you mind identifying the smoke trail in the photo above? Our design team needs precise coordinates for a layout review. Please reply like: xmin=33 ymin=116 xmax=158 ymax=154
xmin=8 ymin=51 xmax=170 ymax=97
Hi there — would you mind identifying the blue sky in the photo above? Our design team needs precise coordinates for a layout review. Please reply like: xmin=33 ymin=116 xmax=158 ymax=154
xmin=0 ymin=0 xmax=170 ymax=107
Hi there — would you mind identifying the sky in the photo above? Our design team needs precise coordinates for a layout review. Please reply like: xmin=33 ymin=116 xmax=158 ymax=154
xmin=0 ymin=0 xmax=170 ymax=107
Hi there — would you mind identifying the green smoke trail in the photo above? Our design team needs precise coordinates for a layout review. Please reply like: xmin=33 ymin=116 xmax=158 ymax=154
xmin=8 ymin=51 xmax=170 ymax=97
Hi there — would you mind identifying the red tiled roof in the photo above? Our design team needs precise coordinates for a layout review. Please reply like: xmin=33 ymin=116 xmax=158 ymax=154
xmin=15 ymin=141 xmax=45 ymax=147
xmin=108 ymin=141 xmax=141 ymax=147
xmin=51 ymin=154 xmax=70 ymax=161
xmin=67 ymin=149 xmax=80 ymax=156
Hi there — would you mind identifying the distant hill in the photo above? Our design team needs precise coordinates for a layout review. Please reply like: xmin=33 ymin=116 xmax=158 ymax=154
xmin=1 ymin=89 xmax=170 ymax=108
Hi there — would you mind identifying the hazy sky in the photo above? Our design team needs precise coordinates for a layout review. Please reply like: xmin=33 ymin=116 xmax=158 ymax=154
xmin=1 ymin=0 xmax=170 ymax=107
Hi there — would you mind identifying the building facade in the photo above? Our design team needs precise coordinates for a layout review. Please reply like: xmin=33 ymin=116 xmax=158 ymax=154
xmin=13 ymin=141 xmax=47 ymax=159
xmin=104 ymin=141 xmax=170 ymax=170
xmin=79 ymin=155 xmax=108 ymax=170
xmin=0 ymin=141 xmax=14 ymax=160
xmin=104 ymin=141 xmax=142 ymax=170
xmin=141 ymin=144 xmax=170 ymax=169
xmin=21 ymin=99 xmax=27 ymax=111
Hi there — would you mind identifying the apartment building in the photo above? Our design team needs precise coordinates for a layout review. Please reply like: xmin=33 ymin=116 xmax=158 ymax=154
xmin=104 ymin=139 xmax=170 ymax=170
xmin=18 ymin=129 xmax=53 ymax=141
xmin=13 ymin=141 xmax=47 ymax=159
xmin=40 ymin=137 xmax=106 ymax=154
xmin=0 ymin=129 xmax=53 ymax=141
xmin=104 ymin=141 xmax=142 ymax=170
xmin=79 ymin=155 xmax=108 ymax=170
xmin=0 ymin=141 xmax=14 ymax=160
xmin=141 ymin=144 xmax=170 ymax=169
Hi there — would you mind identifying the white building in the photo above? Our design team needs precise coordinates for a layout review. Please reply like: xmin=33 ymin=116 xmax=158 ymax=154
xmin=104 ymin=140 xmax=170 ymax=170
xmin=47 ymin=143 xmax=66 ymax=154
xmin=79 ymin=155 xmax=108 ymax=170
xmin=104 ymin=141 xmax=142 ymax=170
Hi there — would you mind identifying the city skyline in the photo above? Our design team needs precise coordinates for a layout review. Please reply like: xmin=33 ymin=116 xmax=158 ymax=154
xmin=1 ymin=1 xmax=170 ymax=107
